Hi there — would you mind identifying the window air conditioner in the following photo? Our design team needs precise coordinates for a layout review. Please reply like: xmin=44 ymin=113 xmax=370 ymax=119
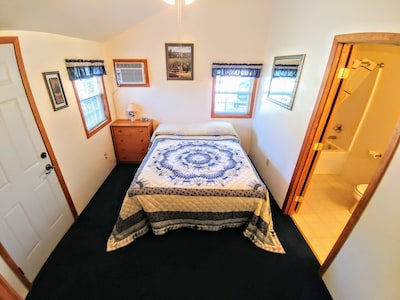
xmin=113 ymin=59 xmax=150 ymax=87
xmin=115 ymin=62 xmax=145 ymax=84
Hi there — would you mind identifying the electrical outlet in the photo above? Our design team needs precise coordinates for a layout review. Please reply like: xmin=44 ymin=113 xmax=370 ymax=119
xmin=265 ymin=158 xmax=269 ymax=166
xmin=104 ymin=152 xmax=108 ymax=160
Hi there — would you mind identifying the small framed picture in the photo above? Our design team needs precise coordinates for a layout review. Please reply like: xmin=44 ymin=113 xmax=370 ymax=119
xmin=42 ymin=71 xmax=68 ymax=111
xmin=165 ymin=43 xmax=194 ymax=80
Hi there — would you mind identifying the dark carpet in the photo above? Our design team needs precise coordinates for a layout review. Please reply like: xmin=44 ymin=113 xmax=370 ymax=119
xmin=26 ymin=164 xmax=332 ymax=300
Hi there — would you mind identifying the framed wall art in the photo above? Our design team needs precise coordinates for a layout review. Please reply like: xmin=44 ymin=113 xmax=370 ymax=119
xmin=267 ymin=54 xmax=305 ymax=110
xmin=43 ymin=71 xmax=68 ymax=111
xmin=165 ymin=43 xmax=194 ymax=80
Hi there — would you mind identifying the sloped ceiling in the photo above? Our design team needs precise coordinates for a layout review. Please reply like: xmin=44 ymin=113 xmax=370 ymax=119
xmin=0 ymin=0 xmax=170 ymax=42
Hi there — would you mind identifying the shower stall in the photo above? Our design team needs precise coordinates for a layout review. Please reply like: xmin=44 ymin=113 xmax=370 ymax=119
xmin=314 ymin=57 xmax=385 ymax=187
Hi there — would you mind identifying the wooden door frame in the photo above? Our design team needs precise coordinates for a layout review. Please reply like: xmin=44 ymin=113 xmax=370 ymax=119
xmin=0 ymin=36 xmax=78 ymax=289
xmin=282 ymin=32 xmax=400 ymax=275
xmin=0 ymin=272 xmax=23 ymax=300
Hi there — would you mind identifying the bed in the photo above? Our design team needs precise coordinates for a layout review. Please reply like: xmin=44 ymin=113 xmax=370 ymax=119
xmin=107 ymin=121 xmax=285 ymax=254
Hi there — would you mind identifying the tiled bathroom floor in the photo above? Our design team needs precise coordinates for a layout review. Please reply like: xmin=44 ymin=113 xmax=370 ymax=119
xmin=291 ymin=174 xmax=355 ymax=264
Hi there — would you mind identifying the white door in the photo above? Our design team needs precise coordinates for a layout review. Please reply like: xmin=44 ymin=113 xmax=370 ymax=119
xmin=0 ymin=42 xmax=74 ymax=282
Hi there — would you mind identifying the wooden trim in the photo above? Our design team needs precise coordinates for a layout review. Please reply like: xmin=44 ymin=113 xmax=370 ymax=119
xmin=284 ymin=32 xmax=400 ymax=214
xmin=283 ymin=42 xmax=353 ymax=213
xmin=335 ymin=32 xmax=400 ymax=44
xmin=320 ymin=118 xmax=400 ymax=274
xmin=281 ymin=32 xmax=400 ymax=275
xmin=210 ymin=77 xmax=257 ymax=119
xmin=9 ymin=37 xmax=78 ymax=219
xmin=72 ymin=76 xmax=111 ymax=138
xmin=0 ymin=272 xmax=23 ymax=300
xmin=320 ymin=33 xmax=400 ymax=274
xmin=0 ymin=243 xmax=31 ymax=290
xmin=0 ymin=36 xmax=78 ymax=289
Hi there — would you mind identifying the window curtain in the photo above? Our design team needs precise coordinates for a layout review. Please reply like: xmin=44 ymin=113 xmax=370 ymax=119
xmin=65 ymin=59 xmax=106 ymax=80
xmin=272 ymin=64 xmax=298 ymax=78
xmin=211 ymin=63 xmax=263 ymax=78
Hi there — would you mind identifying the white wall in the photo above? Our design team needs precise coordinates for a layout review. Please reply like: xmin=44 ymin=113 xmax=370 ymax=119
xmin=250 ymin=0 xmax=400 ymax=299
xmin=104 ymin=0 xmax=272 ymax=152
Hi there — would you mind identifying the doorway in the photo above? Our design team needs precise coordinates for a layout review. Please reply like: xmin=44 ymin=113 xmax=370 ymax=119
xmin=0 ymin=37 xmax=77 ymax=288
xmin=283 ymin=33 xmax=400 ymax=271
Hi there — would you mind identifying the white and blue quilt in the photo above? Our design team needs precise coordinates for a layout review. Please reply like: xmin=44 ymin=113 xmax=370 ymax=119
xmin=107 ymin=122 xmax=284 ymax=254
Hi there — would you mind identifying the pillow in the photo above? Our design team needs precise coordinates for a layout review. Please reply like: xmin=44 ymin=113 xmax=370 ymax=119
xmin=151 ymin=121 xmax=240 ymax=140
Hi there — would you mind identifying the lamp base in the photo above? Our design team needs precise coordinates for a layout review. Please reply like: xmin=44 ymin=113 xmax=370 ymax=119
xmin=128 ymin=111 xmax=136 ymax=122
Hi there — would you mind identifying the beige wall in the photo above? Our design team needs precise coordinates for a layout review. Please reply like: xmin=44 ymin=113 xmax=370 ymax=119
xmin=1 ymin=0 xmax=400 ymax=299
xmin=340 ymin=44 xmax=400 ymax=185
xmin=0 ymin=30 xmax=118 ymax=296
xmin=315 ymin=44 xmax=400 ymax=185
xmin=104 ymin=0 xmax=272 ymax=152
xmin=0 ymin=1 xmax=271 ymax=294
xmin=0 ymin=31 xmax=117 ymax=214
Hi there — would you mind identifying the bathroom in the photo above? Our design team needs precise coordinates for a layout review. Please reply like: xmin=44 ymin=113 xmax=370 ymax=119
xmin=292 ymin=43 xmax=400 ymax=263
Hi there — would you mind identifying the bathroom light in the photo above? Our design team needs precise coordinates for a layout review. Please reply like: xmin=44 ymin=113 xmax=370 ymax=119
xmin=163 ymin=0 xmax=195 ymax=5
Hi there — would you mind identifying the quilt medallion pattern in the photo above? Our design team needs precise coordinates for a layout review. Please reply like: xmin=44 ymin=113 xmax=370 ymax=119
xmin=148 ymin=138 xmax=245 ymax=187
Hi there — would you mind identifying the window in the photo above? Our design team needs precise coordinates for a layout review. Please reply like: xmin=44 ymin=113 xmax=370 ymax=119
xmin=66 ymin=59 xmax=111 ymax=138
xmin=211 ymin=63 xmax=262 ymax=118
xmin=72 ymin=76 xmax=110 ymax=137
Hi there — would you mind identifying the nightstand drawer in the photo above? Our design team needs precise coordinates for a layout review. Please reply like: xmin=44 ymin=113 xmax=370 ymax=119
xmin=114 ymin=141 xmax=148 ymax=152
xmin=117 ymin=149 xmax=147 ymax=162
xmin=112 ymin=127 xmax=148 ymax=137
xmin=113 ymin=134 xmax=147 ymax=145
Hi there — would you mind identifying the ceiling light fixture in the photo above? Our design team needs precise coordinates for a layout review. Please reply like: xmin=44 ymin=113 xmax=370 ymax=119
xmin=163 ymin=0 xmax=195 ymax=5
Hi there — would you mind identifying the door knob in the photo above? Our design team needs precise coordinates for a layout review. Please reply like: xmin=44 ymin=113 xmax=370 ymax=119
xmin=45 ymin=164 xmax=54 ymax=174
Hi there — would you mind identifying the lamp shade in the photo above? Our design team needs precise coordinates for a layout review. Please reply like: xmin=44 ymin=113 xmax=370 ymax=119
xmin=127 ymin=103 xmax=135 ymax=112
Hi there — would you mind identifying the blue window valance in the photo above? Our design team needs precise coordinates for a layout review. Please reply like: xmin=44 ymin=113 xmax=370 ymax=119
xmin=65 ymin=59 xmax=106 ymax=80
xmin=272 ymin=64 xmax=298 ymax=78
xmin=212 ymin=63 xmax=263 ymax=78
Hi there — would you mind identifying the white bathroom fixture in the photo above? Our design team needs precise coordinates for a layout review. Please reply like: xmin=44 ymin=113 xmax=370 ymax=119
xmin=350 ymin=183 xmax=368 ymax=213
xmin=353 ymin=183 xmax=368 ymax=201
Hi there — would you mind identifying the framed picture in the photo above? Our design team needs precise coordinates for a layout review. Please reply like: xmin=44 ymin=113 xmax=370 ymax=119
xmin=43 ymin=71 xmax=68 ymax=111
xmin=267 ymin=54 xmax=305 ymax=110
xmin=165 ymin=43 xmax=194 ymax=80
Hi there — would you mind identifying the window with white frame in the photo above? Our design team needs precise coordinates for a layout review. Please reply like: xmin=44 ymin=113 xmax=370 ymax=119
xmin=66 ymin=59 xmax=111 ymax=138
xmin=211 ymin=63 xmax=262 ymax=118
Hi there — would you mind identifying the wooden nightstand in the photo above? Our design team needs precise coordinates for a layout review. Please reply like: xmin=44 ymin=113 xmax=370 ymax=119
xmin=110 ymin=119 xmax=153 ymax=163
